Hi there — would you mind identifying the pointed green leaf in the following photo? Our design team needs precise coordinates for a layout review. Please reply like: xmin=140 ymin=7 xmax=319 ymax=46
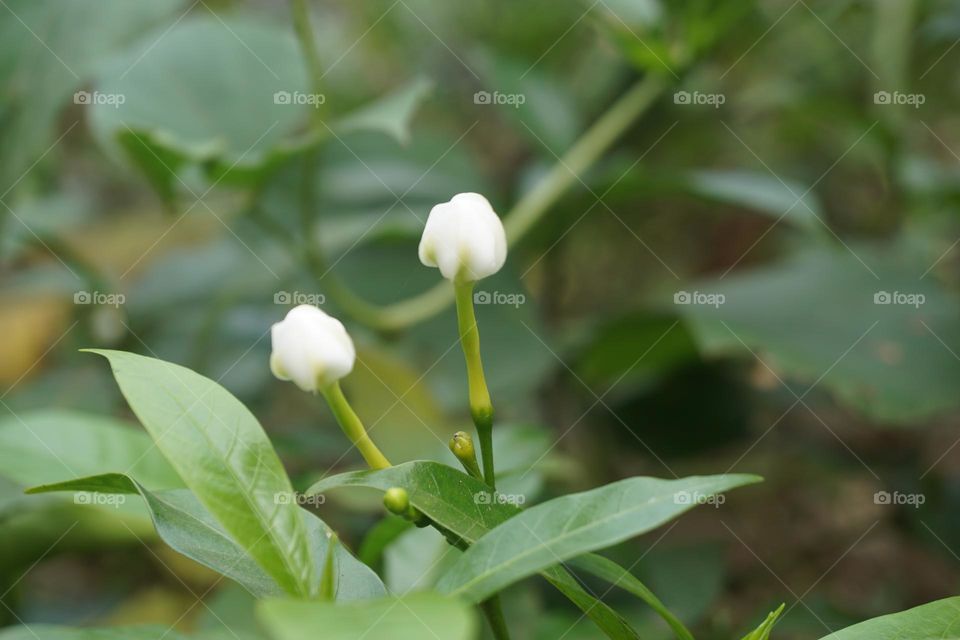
xmin=436 ymin=474 xmax=761 ymax=601
xmin=307 ymin=462 xmax=643 ymax=640
xmin=569 ymin=554 xmax=693 ymax=640
xmin=818 ymin=596 xmax=960 ymax=639
xmin=257 ymin=592 xmax=476 ymax=640
xmin=27 ymin=472 xmax=384 ymax=601
xmin=335 ymin=77 xmax=432 ymax=145
xmin=741 ymin=603 xmax=785 ymax=640
xmin=87 ymin=350 xmax=315 ymax=597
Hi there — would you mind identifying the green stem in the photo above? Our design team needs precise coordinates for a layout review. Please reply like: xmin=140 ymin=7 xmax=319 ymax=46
xmin=480 ymin=597 xmax=512 ymax=640
xmin=321 ymin=382 xmax=391 ymax=470
xmin=454 ymin=280 xmax=495 ymax=488
xmin=436 ymin=523 xmax=511 ymax=640
xmin=298 ymin=74 xmax=666 ymax=332
xmin=291 ymin=0 xmax=324 ymax=113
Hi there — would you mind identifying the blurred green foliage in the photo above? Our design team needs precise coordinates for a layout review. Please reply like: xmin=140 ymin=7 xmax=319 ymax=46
xmin=3 ymin=0 xmax=960 ymax=638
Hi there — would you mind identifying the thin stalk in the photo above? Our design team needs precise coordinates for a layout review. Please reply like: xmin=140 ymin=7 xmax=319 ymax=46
xmin=321 ymin=382 xmax=391 ymax=470
xmin=291 ymin=0 xmax=324 ymax=113
xmin=454 ymin=280 xmax=495 ymax=488
xmin=304 ymin=74 xmax=666 ymax=332
xmin=438 ymin=522 xmax=511 ymax=640
xmin=480 ymin=598 xmax=511 ymax=640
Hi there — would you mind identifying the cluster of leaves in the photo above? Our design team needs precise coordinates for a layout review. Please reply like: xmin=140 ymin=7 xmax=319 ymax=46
xmin=4 ymin=350 xmax=957 ymax=640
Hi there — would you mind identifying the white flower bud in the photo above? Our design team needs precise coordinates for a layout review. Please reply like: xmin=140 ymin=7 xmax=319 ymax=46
xmin=270 ymin=305 xmax=355 ymax=392
xmin=418 ymin=192 xmax=507 ymax=282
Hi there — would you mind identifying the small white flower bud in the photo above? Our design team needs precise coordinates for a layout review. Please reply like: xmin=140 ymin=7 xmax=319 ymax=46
xmin=418 ymin=192 xmax=507 ymax=282
xmin=270 ymin=305 xmax=355 ymax=392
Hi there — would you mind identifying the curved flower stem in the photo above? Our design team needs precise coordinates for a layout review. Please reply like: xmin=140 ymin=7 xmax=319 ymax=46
xmin=321 ymin=382 xmax=392 ymax=470
xmin=454 ymin=280 xmax=496 ymax=489
xmin=320 ymin=75 xmax=665 ymax=331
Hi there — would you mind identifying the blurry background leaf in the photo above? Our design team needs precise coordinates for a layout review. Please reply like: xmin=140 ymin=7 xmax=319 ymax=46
xmin=89 ymin=15 xmax=310 ymax=197
xmin=677 ymin=239 xmax=960 ymax=423
xmin=335 ymin=77 xmax=432 ymax=145
xmin=684 ymin=169 xmax=827 ymax=235
xmin=0 ymin=410 xmax=182 ymax=491
xmin=0 ymin=0 xmax=183 ymax=194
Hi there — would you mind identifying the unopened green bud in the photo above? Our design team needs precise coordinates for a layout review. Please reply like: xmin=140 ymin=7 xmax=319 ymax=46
xmin=449 ymin=431 xmax=483 ymax=480
xmin=383 ymin=487 xmax=410 ymax=516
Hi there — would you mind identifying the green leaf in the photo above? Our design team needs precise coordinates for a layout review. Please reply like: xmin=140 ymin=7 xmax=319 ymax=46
xmin=308 ymin=461 xmax=646 ymax=640
xmin=0 ymin=410 xmax=182 ymax=490
xmin=335 ymin=77 xmax=432 ymax=145
xmin=569 ymin=554 xmax=693 ymax=640
xmin=741 ymin=603 xmax=785 ymax=640
xmin=435 ymin=474 xmax=760 ymax=602
xmin=0 ymin=0 xmax=181 ymax=193
xmin=27 ymin=472 xmax=384 ymax=600
xmin=684 ymin=169 xmax=825 ymax=234
xmin=818 ymin=596 xmax=960 ymax=639
xmin=678 ymin=240 xmax=960 ymax=423
xmin=539 ymin=567 xmax=640 ymax=639
xmin=87 ymin=349 xmax=315 ymax=597
xmin=257 ymin=592 xmax=476 ymax=640
xmin=359 ymin=515 xmax=413 ymax=567
xmin=88 ymin=16 xmax=311 ymax=197
xmin=0 ymin=626 xmax=195 ymax=640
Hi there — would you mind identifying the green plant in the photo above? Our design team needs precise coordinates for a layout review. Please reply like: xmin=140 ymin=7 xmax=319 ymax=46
xmin=10 ymin=197 xmax=957 ymax=639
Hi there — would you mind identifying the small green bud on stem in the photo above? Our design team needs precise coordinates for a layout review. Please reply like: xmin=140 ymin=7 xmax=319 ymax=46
xmin=383 ymin=487 xmax=427 ymax=525
xmin=449 ymin=431 xmax=483 ymax=480
xmin=383 ymin=487 xmax=409 ymax=515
